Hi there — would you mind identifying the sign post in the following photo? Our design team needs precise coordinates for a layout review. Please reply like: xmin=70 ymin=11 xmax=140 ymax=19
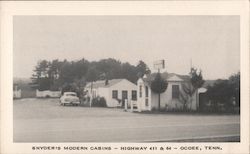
xmin=153 ymin=59 xmax=165 ymax=73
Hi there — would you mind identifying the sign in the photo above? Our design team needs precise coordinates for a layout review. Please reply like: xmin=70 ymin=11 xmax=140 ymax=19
xmin=153 ymin=60 xmax=165 ymax=70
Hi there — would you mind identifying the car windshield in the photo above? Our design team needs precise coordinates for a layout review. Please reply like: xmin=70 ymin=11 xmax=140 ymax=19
xmin=65 ymin=93 xmax=76 ymax=96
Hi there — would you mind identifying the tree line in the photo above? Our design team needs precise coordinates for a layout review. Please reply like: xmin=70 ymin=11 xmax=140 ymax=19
xmin=205 ymin=72 xmax=240 ymax=112
xmin=30 ymin=57 xmax=240 ymax=113
xmin=31 ymin=58 xmax=151 ymax=91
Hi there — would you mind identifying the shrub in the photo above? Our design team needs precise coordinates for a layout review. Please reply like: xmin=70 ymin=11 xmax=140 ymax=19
xmin=92 ymin=96 xmax=107 ymax=107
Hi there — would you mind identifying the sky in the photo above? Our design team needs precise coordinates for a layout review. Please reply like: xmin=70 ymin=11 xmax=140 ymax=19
xmin=13 ymin=16 xmax=240 ymax=80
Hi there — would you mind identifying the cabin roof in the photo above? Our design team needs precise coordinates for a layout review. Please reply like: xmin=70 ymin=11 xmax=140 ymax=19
xmin=142 ymin=72 xmax=190 ymax=84
xmin=85 ymin=79 xmax=125 ymax=89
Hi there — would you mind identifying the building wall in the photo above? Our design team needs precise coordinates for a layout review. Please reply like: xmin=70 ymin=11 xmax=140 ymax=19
xmin=108 ymin=79 xmax=137 ymax=107
xmin=151 ymin=81 xmax=197 ymax=111
xmin=137 ymin=78 xmax=198 ymax=111
xmin=98 ymin=87 xmax=110 ymax=105
xmin=85 ymin=79 xmax=137 ymax=107
xmin=137 ymin=78 xmax=151 ymax=111
xmin=36 ymin=90 xmax=61 ymax=98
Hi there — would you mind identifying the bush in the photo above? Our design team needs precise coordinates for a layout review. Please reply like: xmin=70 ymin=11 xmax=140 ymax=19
xmin=92 ymin=96 xmax=107 ymax=107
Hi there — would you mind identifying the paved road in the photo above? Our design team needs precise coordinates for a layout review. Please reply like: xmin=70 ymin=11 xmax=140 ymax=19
xmin=14 ymin=98 xmax=240 ymax=142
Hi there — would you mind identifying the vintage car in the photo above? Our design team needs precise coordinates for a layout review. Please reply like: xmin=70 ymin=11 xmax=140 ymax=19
xmin=60 ymin=92 xmax=80 ymax=106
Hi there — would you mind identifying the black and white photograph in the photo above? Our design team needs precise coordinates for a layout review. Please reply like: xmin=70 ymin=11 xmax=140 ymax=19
xmin=0 ymin=1 xmax=249 ymax=154
xmin=13 ymin=15 xmax=240 ymax=142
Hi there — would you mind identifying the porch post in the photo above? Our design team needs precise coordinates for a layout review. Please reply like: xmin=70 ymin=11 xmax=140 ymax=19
xmin=130 ymin=100 xmax=133 ymax=112
xmin=124 ymin=99 xmax=128 ymax=111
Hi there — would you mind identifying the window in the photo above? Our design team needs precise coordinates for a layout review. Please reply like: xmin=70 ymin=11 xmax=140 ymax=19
xmin=172 ymin=85 xmax=180 ymax=99
xmin=112 ymin=90 xmax=118 ymax=99
xmin=132 ymin=90 xmax=137 ymax=100
xmin=139 ymin=85 xmax=142 ymax=98
xmin=145 ymin=86 xmax=149 ymax=97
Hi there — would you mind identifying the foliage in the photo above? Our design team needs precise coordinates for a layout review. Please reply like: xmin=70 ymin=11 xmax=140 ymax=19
xmin=31 ymin=58 xmax=151 ymax=91
xmin=206 ymin=72 xmax=240 ymax=112
xmin=181 ymin=67 xmax=204 ymax=110
xmin=207 ymin=80 xmax=234 ymax=104
xmin=229 ymin=72 xmax=240 ymax=107
xmin=150 ymin=73 xmax=168 ymax=110
xmin=136 ymin=60 xmax=151 ymax=78
xmin=31 ymin=60 xmax=51 ymax=91
xmin=61 ymin=83 xmax=78 ymax=95
xmin=190 ymin=68 xmax=205 ymax=89
xmin=151 ymin=73 xmax=168 ymax=94
xmin=179 ymin=89 xmax=189 ymax=110
xmin=91 ymin=97 xmax=107 ymax=107
xmin=182 ymin=67 xmax=205 ymax=96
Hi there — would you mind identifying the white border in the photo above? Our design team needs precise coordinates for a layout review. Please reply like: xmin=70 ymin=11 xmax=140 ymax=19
xmin=0 ymin=1 xmax=249 ymax=154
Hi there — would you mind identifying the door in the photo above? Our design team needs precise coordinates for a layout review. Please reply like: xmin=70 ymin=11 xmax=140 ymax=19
xmin=122 ymin=90 xmax=128 ymax=106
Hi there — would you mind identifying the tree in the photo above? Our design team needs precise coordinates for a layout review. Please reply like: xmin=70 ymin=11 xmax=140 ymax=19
xmin=61 ymin=83 xmax=78 ymax=95
xmin=136 ymin=60 xmax=151 ymax=78
xmin=206 ymin=79 xmax=234 ymax=112
xmin=86 ymin=67 xmax=99 ymax=82
xmin=229 ymin=72 xmax=240 ymax=107
xmin=206 ymin=72 xmax=240 ymax=112
xmin=121 ymin=62 xmax=138 ymax=83
xmin=30 ymin=58 xmax=151 ymax=93
xmin=181 ymin=67 xmax=204 ymax=110
xmin=150 ymin=73 xmax=168 ymax=111
xmin=30 ymin=60 xmax=51 ymax=90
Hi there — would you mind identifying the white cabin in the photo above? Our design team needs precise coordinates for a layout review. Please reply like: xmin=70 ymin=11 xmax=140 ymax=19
xmin=137 ymin=72 xmax=199 ymax=111
xmin=85 ymin=79 xmax=137 ymax=107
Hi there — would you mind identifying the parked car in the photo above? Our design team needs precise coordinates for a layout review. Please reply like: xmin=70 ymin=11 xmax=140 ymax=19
xmin=60 ymin=92 xmax=80 ymax=106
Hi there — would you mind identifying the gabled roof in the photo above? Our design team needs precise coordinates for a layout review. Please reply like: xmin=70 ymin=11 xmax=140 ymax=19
xmin=85 ymin=79 xmax=124 ymax=89
xmin=142 ymin=72 xmax=190 ymax=84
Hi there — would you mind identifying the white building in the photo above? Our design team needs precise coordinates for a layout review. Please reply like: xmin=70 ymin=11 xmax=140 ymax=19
xmin=13 ymin=85 xmax=21 ymax=99
xmin=85 ymin=79 xmax=137 ymax=107
xmin=36 ymin=89 xmax=61 ymax=98
xmin=137 ymin=72 xmax=199 ymax=111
